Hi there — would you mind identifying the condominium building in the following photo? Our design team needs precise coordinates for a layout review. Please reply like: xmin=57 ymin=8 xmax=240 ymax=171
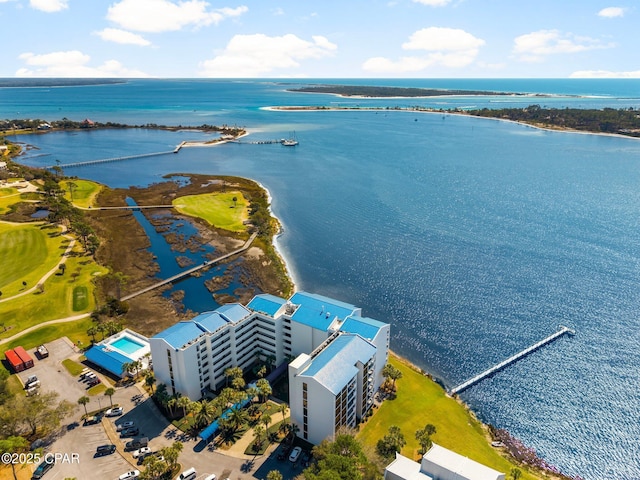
xmin=149 ymin=291 xmax=390 ymax=443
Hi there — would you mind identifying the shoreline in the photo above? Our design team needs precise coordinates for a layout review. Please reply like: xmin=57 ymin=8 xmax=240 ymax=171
xmin=264 ymin=104 xmax=640 ymax=141
xmin=253 ymin=178 xmax=300 ymax=292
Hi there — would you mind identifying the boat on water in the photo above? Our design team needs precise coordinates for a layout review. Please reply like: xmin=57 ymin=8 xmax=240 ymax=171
xmin=281 ymin=132 xmax=298 ymax=146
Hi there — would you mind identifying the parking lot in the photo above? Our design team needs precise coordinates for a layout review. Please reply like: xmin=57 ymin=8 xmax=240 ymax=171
xmin=15 ymin=338 xmax=304 ymax=480
xmin=15 ymin=339 xmax=92 ymax=406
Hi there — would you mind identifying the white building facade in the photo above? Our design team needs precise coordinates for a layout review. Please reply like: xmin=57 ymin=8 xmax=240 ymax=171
xmin=150 ymin=291 xmax=390 ymax=443
xmin=385 ymin=444 xmax=505 ymax=480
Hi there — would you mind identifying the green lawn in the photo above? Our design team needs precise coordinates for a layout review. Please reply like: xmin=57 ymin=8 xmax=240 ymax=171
xmin=0 ymin=222 xmax=66 ymax=296
xmin=60 ymin=179 xmax=102 ymax=208
xmin=0 ymin=238 xmax=107 ymax=336
xmin=358 ymin=355 xmax=540 ymax=480
xmin=72 ymin=285 xmax=89 ymax=311
xmin=62 ymin=358 xmax=86 ymax=376
xmin=173 ymin=191 xmax=249 ymax=232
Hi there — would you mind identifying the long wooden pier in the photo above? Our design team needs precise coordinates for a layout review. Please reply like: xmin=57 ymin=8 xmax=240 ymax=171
xmin=449 ymin=326 xmax=574 ymax=395
xmin=47 ymin=148 xmax=179 ymax=169
xmin=121 ymin=232 xmax=258 ymax=301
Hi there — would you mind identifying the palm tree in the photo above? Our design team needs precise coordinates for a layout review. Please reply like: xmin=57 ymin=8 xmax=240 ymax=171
xmin=252 ymin=424 xmax=266 ymax=452
xmin=415 ymin=423 xmax=437 ymax=453
xmin=104 ymin=387 xmax=116 ymax=407
xmin=256 ymin=378 xmax=272 ymax=403
xmin=77 ymin=396 xmax=90 ymax=416
xmin=121 ymin=362 xmax=132 ymax=378
xmin=382 ymin=363 xmax=403 ymax=391
xmin=227 ymin=407 xmax=249 ymax=433
xmin=144 ymin=371 xmax=156 ymax=394
xmin=194 ymin=400 xmax=216 ymax=428
xmin=246 ymin=385 xmax=260 ymax=404
xmin=87 ymin=326 xmax=98 ymax=343
xmin=167 ymin=395 xmax=178 ymax=417
xmin=67 ymin=181 xmax=77 ymax=202
xmin=261 ymin=413 xmax=272 ymax=431
xmin=288 ymin=422 xmax=300 ymax=445
xmin=279 ymin=403 xmax=288 ymax=422
xmin=177 ymin=395 xmax=191 ymax=418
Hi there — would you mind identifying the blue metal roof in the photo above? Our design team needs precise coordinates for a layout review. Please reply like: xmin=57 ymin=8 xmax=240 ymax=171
xmin=299 ymin=334 xmax=376 ymax=395
xmin=247 ymin=294 xmax=287 ymax=317
xmin=340 ymin=315 xmax=387 ymax=340
xmin=152 ymin=321 xmax=207 ymax=350
xmin=193 ymin=311 xmax=231 ymax=333
xmin=85 ymin=344 xmax=131 ymax=376
xmin=216 ymin=303 xmax=251 ymax=323
xmin=289 ymin=292 xmax=358 ymax=331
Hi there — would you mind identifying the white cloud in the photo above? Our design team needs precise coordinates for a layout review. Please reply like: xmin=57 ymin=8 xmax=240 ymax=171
xmin=402 ymin=27 xmax=485 ymax=52
xmin=513 ymin=30 xmax=614 ymax=62
xmin=570 ymin=69 xmax=640 ymax=78
xmin=94 ymin=28 xmax=151 ymax=46
xmin=107 ymin=0 xmax=248 ymax=33
xmin=16 ymin=50 xmax=149 ymax=77
xmin=598 ymin=7 xmax=624 ymax=18
xmin=29 ymin=0 xmax=68 ymax=12
xmin=363 ymin=27 xmax=484 ymax=73
xmin=199 ymin=33 xmax=337 ymax=77
xmin=412 ymin=0 xmax=452 ymax=6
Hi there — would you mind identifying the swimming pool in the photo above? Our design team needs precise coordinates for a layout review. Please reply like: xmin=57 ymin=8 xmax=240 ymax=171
xmin=110 ymin=336 xmax=145 ymax=355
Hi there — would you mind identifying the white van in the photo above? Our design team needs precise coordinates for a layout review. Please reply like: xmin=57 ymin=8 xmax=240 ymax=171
xmin=25 ymin=379 xmax=40 ymax=389
xmin=178 ymin=467 xmax=197 ymax=480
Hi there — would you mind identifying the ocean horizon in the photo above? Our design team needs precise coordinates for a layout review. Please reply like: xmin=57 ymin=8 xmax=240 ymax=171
xmin=4 ymin=78 xmax=640 ymax=479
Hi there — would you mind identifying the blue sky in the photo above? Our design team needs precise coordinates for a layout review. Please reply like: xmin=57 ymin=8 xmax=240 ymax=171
xmin=1 ymin=0 xmax=638 ymax=78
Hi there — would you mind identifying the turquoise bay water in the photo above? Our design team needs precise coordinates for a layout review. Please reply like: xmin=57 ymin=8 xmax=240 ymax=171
xmin=5 ymin=79 xmax=640 ymax=479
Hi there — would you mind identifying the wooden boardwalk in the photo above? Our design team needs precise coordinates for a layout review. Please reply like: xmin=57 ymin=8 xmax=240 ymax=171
xmin=121 ymin=232 xmax=258 ymax=301
xmin=48 ymin=149 xmax=178 ymax=169
xmin=83 ymin=205 xmax=177 ymax=211
xmin=449 ymin=326 xmax=574 ymax=395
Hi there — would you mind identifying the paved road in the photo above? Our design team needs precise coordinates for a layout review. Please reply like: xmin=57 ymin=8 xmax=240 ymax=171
xmin=19 ymin=337 xmax=299 ymax=480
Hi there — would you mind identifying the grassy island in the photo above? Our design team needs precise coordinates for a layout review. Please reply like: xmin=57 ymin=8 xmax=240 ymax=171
xmin=288 ymin=84 xmax=536 ymax=98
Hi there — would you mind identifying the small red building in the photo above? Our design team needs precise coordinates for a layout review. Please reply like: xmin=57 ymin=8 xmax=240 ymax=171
xmin=4 ymin=349 xmax=25 ymax=372
xmin=13 ymin=346 xmax=34 ymax=369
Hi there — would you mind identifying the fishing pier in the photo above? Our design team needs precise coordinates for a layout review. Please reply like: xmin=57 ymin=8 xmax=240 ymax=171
xmin=449 ymin=325 xmax=574 ymax=395
xmin=47 ymin=147 xmax=180 ymax=169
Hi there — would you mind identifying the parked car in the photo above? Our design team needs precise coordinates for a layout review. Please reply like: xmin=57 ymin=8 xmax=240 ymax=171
xmin=116 ymin=421 xmax=135 ymax=431
xmin=87 ymin=377 xmax=101 ymax=387
xmin=118 ymin=470 xmax=140 ymax=480
xmin=26 ymin=386 xmax=39 ymax=397
xmin=204 ymin=475 xmax=217 ymax=480
xmin=125 ymin=437 xmax=149 ymax=451
xmin=30 ymin=459 xmax=54 ymax=479
xmin=105 ymin=406 xmax=123 ymax=417
xmin=25 ymin=379 xmax=40 ymax=389
xmin=25 ymin=375 xmax=38 ymax=385
xmin=95 ymin=444 xmax=116 ymax=457
xmin=131 ymin=447 xmax=151 ymax=458
xmin=120 ymin=426 xmax=140 ymax=437
xmin=289 ymin=446 xmax=302 ymax=463
xmin=83 ymin=415 xmax=101 ymax=426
